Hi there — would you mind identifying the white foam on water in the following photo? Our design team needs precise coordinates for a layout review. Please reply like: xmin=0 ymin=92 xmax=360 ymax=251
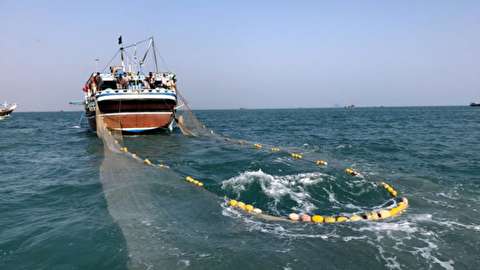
xmin=322 ymin=187 xmax=340 ymax=207
xmin=335 ymin=144 xmax=352 ymax=149
xmin=409 ymin=214 xmax=433 ymax=222
xmin=218 ymin=169 xmax=466 ymax=270
xmin=222 ymin=194 xmax=456 ymax=270
xmin=408 ymin=213 xmax=480 ymax=232
xmin=342 ymin=235 xmax=368 ymax=242
xmin=141 ymin=219 xmax=152 ymax=227
xmin=177 ymin=259 xmax=190 ymax=267
xmin=221 ymin=170 xmax=330 ymax=213
xmin=436 ymin=192 xmax=459 ymax=200
xmin=344 ymin=203 xmax=365 ymax=211
xmin=351 ymin=211 xmax=464 ymax=270
xmin=423 ymin=197 xmax=456 ymax=209
xmin=411 ymin=239 xmax=455 ymax=270
xmin=374 ymin=243 xmax=402 ymax=270
xmin=435 ymin=219 xmax=480 ymax=232
xmin=357 ymin=220 xmax=418 ymax=234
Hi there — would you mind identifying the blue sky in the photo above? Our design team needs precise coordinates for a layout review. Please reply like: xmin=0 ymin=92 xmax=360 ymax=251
xmin=1 ymin=0 xmax=479 ymax=111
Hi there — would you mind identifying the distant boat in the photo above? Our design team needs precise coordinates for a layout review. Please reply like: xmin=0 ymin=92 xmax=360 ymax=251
xmin=344 ymin=104 xmax=355 ymax=109
xmin=470 ymin=102 xmax=480 ymax=107
xmin=0 ymin=102 xmax=17 ymax=118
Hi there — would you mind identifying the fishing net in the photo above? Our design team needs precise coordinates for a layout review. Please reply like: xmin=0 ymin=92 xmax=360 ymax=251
xmin=95 ymin=91 xmax=406 ymax=221
xmin=174 ymin=89 xmax=214 ymax=137
xmin=94 ymin=92 xmax=408 ymax=268
xmin=96 ymin=104 xmax=231 ymax=268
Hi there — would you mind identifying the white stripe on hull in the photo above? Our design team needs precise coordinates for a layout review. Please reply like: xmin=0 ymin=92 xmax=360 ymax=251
xmin=96 ymin=94 xmax=176 ymax=102
xmin=100 ymin=112 xmax=173 ymax=116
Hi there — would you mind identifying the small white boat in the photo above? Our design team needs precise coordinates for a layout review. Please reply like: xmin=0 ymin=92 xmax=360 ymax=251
xmin=0 ymin=102 xmax=17 ymax=118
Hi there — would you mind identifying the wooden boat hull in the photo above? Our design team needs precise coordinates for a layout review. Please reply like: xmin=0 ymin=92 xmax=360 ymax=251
xmin=85 ymin=90 xmax=177 ymax=133
xmin=87 ymin=112 xmax=174 ymax=133
xmin=102 ymin=112 xmax=174 ymax=132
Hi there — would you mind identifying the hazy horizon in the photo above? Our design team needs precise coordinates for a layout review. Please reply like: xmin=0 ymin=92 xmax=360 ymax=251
xmin=11 ymin=104 xmax=469 ymax=113
xmin=1 ymin=0 xmax=479 ymax=111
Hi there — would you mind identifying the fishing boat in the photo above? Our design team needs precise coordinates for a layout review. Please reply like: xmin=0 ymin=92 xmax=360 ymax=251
xmin=83 ymin=36 xmax=178 ymax=133
xmin=470 ymin=102 xmax=480 ymax=107
xmin=0 ymin=102 xmax=17 ymax=118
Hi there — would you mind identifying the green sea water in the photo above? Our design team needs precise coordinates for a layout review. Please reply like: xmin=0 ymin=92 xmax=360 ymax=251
xmin=1 ymin=107 xmax=479 ymax=270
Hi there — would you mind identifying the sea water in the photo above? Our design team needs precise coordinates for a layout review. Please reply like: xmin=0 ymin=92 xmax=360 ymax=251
xmin=1 ymin=107 xmax=479 ymax=270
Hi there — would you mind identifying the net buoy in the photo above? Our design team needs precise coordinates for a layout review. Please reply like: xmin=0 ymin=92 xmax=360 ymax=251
xmin=300 ymin=214 xmax=311 ymax=222
xmin=366 ymin=211 xmax=380 ymax=221
xmin=290 ymin=153 xmax=303 ymax=159
xmin=324 ymin=216 xmax=336 ymax=223
xmin=349 ymin=215 xmax=362 ymax=222
xmin=345 ymin=168 xmax=360 ymax=176
xmin=315 ymin=160 xmax=328 ymax=166
xmin=237 ymin=202 xmax=246 ymax=210
xmin=228 ymin=200 xmax=238 ymax=207
xmin=289 ymin=213 xmax=300 ymax=221
xmin=253 ymin=208 xmax=262 ymax=214
xmin=312 ymin=215 xmax=324 ymax=223
xmin=336 ymin=216 xmax=348 ymax=222
xmin=378 ymin=209 xmax=391 ymax=219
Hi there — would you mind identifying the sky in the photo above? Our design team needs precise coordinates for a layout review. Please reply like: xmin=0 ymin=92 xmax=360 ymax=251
xmin=1 ymin=0 xmax=479 ymax=111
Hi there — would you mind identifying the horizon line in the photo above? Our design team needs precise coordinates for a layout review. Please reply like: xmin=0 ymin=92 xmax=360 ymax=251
xmin=13 ymin=104 xmax=471 ymax=113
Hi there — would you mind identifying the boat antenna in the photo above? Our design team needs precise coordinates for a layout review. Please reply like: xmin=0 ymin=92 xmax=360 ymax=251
xmin=151 ymin=37 xmax=159 ymax=73
xmin=133 ymin=42 xmax=139 ymax=73
xmin=119 ymin=35 xmax=125 ymax=71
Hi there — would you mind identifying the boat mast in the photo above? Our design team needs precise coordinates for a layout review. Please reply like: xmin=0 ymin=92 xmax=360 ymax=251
xmin=151 ymin=37 xmax=159 ymax=73
xmin=119 ymin=35 xmax=125 ymax=71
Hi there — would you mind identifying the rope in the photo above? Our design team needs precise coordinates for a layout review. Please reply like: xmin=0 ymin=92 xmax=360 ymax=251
xmin=101 ymin=50 xmax=120 ymax=72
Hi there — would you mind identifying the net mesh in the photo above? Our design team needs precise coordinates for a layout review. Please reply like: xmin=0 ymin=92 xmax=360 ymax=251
xmin=96 ymin=113 xmax=124 ymax=152
xmin=95 ymin=100 xmax=242 ymax=269
xmin=174 ymin=89 xmax=213 ymax=137
xmin=93 ymin=93 xmax=407 ymax=267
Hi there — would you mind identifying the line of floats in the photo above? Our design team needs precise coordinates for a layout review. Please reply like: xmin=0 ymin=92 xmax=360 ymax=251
xmin=111 ymin=130 xmax=409 ymax=224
